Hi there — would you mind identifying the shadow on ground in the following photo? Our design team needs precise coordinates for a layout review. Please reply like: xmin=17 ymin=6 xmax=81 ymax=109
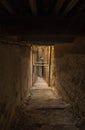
xmin=11 ymin=77 xmax=80 ymax=130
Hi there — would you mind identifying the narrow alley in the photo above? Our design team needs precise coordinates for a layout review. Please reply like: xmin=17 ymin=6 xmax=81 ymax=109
xmin=11 ymin=77 xmax=79 ymax=130
xmin=0 ymin=1 xmax=85 ymax=130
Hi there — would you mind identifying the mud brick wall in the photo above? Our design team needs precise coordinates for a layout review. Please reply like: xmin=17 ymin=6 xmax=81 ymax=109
xmin=54 ymin=37 xmax=85 ymax=120
xmin=43 ymin=46 xmax=50 ymax=84
xmin=32 ymin=46 xmax=38 ymax=85
xmin=0 ymin=42 xmax=32 ymax=130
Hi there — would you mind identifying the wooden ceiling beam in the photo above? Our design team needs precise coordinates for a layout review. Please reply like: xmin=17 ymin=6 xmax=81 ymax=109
xmin=29 ymin=0 xmax=37 ymax=15
xmin=0 ymin=16 xmax=85 ymax=36
xmin=76 ymin=1 xmax=85 ymax=15
xmin=79 ymin=3 xmax=85 ymax=12
xmin=0 ymin=0 xmax=14 ymax=15
xmin=63 ymin=0 xmax=79 ymax=15
xmin=0 ymin=9 xmax=7 ymax=15
xmin=54 ymin=0 xmax=65 ymax=14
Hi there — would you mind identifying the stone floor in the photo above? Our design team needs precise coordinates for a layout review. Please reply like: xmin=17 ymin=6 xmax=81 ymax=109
xmin=11 ymin=77 xmax=79 ymax=130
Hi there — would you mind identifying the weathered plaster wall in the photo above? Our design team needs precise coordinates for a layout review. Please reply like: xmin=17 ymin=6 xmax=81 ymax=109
xmin=0 ymin=42 xmax=32 ymax=130
xmin=43 ymin=46 xmax=50 ymax=85
xmin=32 ymin=46 xmax=38 ymax=85
xmin=50 ymin=46 xmax=55 ymax=87
xmin=54 ymin=37 xmax=85 ymax=120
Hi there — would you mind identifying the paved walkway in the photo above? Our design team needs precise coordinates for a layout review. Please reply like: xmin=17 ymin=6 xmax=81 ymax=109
xmin=12 ymin=77 xmax=79 ymax=130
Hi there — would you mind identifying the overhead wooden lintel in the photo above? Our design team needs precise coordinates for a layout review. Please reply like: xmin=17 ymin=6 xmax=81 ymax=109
xmin=77 ymin=1 xmax=85 ymax=13
xmin=54 ymin=0 xmax=65 ymax=14
xmin=63 ymin=0 xmax=79 ymax=15
xmin=29 ymin=0 xmax=37 ymax=15
xmin=0 ymin=0 xmax=14 ymax=15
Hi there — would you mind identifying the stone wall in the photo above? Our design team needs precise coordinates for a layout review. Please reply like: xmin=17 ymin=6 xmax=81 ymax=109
xmin=54 ymin=37 xmax=85 ymax=120
xmin=0 ymin=42 xmax=32 ymax=130
xmin=32 ymin=46 xmax=38 ymax=85
xmin=43 ymin=46 xmax=50 ymax=85
xmin=50 ymin=46 xmax=55 ymax=87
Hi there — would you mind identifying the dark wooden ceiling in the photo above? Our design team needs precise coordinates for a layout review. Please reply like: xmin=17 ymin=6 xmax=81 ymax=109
xmin=0 ymin=0 xmax=85 ymax=16
xmin=0 ymin=0 xmax=85 ymax=36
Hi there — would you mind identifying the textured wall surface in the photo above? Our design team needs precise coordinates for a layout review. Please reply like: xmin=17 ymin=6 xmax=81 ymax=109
xmin=54 ymin=38 xmax=85 ymax=120
xmin=43 ymin=46 xmax=50 ymax=85
xmin=0 ymin=37 xmax=85 ymax=129
xmin=43 ymin=65 xmax=49 ymax=84
xmin=0 ymin=43 xmax=32 ymax=130
xmin=50 ymin=46 xmax=55 ymax=87
xmin=32 ymin=46 xmax=38 ymax=85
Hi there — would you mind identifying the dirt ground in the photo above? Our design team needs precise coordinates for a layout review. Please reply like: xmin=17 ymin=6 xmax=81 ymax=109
xmin=11 ymin=77 xmax=79 ymax=130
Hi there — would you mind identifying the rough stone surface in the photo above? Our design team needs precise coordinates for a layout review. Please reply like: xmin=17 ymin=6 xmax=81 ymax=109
xmin=11 ymin=77 xmax=79 ymax=130
xmin=54 ymin=38 xmax=85 ymax=124
xmin=0 ymin=37 xmax=85 ymax=130
xmin=32 ymin=46 xmax=38 ymax=85
xmin=0 ymin=43 xmax=32 ymax=130
xmin=42 ymin=46 xmax=50 ymax=84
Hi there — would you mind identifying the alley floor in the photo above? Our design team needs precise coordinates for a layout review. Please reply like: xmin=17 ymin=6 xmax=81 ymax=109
xmin=11 ymin=77 xmax=79 ymax=130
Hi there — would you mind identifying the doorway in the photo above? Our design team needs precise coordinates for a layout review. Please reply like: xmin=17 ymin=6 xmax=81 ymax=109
xmin=32 ymin=45 xmax=53 ymax=87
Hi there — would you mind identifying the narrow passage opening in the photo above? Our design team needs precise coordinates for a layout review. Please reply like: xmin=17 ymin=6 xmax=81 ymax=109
xmin=32 ymin=45 xmax=53 ymax=87
xmin=11 ymin=44 xmax=79 ymax=130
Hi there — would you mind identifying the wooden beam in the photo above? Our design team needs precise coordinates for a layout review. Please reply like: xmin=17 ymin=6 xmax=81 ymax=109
xmin=54 ymin=0 xmax=65 ymax=14
xmin=76 ymin=1 xmax=85 ymax=15
xmin=63 ymin=0 xmax=79 ymax=15
xmin=42 ymin=0 xmax=50 ymax=12
xmin=0 ymin=16 xmax=85 ymax=36
xmin=0 ymin=0 xmax=14 ymax=15
xmin=29 ymin=0 xmax=37 ymax=15
xmin=78 ymin=3 xmax=85 ymax=12
xmin=0 ymin=9 xmax=7 ymax=15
